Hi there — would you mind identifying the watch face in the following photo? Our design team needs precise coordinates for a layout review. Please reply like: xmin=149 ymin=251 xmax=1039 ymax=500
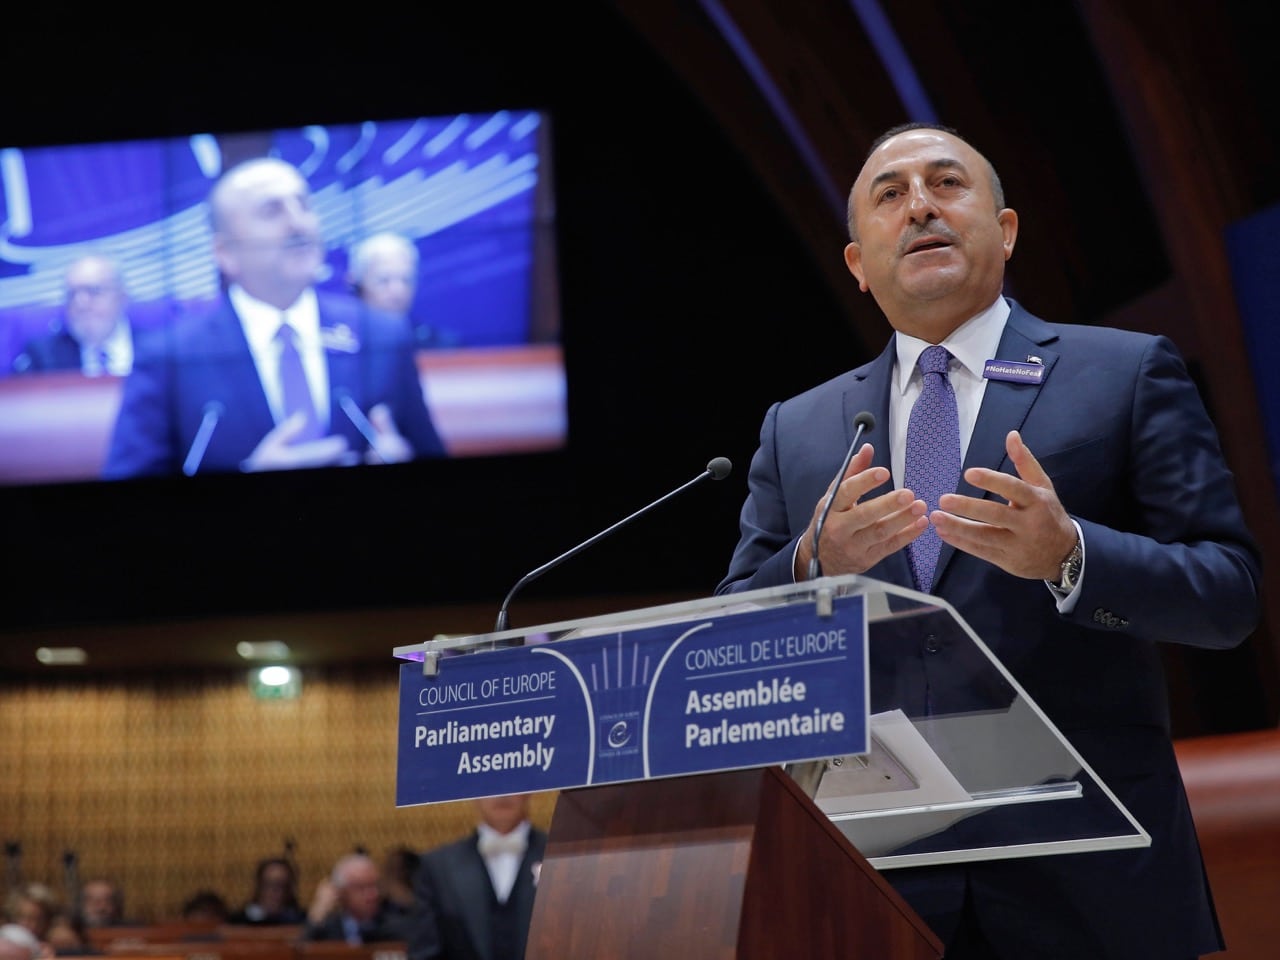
xmin=1061 ymin=546 xmax=1082 ymax=589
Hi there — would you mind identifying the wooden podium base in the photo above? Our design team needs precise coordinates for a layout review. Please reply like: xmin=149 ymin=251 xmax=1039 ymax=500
xmin=525 ymin=766 xmax=942 ymax=959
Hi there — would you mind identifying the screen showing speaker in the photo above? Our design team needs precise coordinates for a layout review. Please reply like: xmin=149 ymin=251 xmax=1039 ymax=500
xmin=0 ymin=110 xmax=565 ymax=486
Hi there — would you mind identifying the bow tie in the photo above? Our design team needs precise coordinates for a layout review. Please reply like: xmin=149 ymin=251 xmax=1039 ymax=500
xmin=477 ymin=832 xmax=526 ymax=858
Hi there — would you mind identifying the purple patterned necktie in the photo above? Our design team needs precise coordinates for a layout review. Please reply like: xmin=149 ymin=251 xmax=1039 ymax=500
xmin=905 ymin=345 xmax=961 ymax=592
xmin=275 ymin=320 xmax=321 ymax=441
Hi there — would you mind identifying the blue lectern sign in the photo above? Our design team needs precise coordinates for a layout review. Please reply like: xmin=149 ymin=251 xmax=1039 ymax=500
xmin=396 ymin=596 xmax=867 ymax=806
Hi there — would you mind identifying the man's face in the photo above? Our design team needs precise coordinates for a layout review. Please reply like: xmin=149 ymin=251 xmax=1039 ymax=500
xmin=64 ymin=257 xmax=126 ymax=347
xmin=476 ymin=793 xmax=530 ymax=835
xmin=80 ymin=883 xmax=118 ymax=925
xmin=359 ymin=248 xmax=417 ymax=315
xmin=338 ymin=861 xmax=382 ymax=923
xmin=258 ymin=863 xmax=294 ymax=911
xmin=13 ymin=895 xmax=49 ymax=937
xmin=844 ymin=128 xmax=1016 ymax=339
xmin=213 ymin=160 xmax=323 ymax=310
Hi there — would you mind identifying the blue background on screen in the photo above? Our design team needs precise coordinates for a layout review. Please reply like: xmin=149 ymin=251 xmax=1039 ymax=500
xmin=0 ymin=111 xmax=548 ymax=371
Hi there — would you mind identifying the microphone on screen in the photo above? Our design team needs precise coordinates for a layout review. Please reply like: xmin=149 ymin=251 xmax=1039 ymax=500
xmin=807 ymin=411 xmax=875 ymax=581
xmin=336 ymin=390 xmax=386 ymax=463
xmin=494 ymin=456 xmax=734 ymax=633
xmin=182 ymin=401 xmax=225 ymax=477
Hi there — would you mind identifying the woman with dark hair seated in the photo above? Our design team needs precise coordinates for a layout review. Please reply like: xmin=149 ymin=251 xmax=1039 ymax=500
xmin=227 ymin=858 xmax=305 ymax=926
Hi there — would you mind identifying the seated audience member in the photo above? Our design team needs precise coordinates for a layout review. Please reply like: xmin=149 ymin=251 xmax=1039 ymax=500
xmin=302 ymin=853 xmax=409 ymax=945
xmin=12 ymin=254 xmax=134 ymax=377
xmin=407 ymin=794 xmax=546 ymax=960
xmin=42 ymin=915 xmax=91 ymax=957
xmin=227 ymin=857 xmax=306 ymax=926
xmin=0 ymin=923 xmax=46 ymax=960
xmin=4 ymin=884 xmax=59 ymax=943
xmin=180 ymin=890 xmax=229 ymax=925
xmin=73 ymin=880 xmax=133 ymax=929
xmin=175 ymin=890 xmax=229 ymax=940
xmin=379 ymin=847 xmax=419 ymax=917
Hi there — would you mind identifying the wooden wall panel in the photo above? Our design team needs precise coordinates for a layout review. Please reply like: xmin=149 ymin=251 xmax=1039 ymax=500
xmin=0 ymin=666 xmax=556 ymax=921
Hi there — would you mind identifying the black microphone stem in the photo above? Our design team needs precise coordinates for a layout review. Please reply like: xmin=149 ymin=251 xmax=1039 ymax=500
xmin=495 ymin=459 xmax=731 ymax=633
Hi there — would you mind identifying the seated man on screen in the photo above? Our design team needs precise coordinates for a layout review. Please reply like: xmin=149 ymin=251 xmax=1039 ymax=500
xmin=12 ymin=253 xmax=134 ymax=377
xmin=347 ymin=232 xmax=418 ymax=320
xmin=102 ymin=157 xmax=446 ymax=478
xmin=347 ymin=232 xmax=457 ymax=350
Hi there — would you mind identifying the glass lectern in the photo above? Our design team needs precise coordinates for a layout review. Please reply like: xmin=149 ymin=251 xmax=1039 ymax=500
xmin=393 ymin=573 xmax=1148 ymax=871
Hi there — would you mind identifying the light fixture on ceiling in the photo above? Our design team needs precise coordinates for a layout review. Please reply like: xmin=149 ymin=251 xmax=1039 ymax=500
xmin=35 ymin=647 xmax=88 ymax=666
xmin=237 ymin=640 xmax=292 ymax=661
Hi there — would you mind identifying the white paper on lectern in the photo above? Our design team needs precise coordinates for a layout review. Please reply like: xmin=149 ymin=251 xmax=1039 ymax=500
xmin=813 ymin=708 xmax=972 ymax=815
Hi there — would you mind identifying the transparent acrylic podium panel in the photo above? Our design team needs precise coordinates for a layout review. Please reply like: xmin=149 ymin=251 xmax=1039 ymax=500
xmin=394 ymin=573 xmax=1149 ymax=870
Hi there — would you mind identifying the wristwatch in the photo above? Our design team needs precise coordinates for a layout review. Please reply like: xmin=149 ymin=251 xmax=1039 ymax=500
xmin=1055 ymin=538 xmax=1083 ymax=593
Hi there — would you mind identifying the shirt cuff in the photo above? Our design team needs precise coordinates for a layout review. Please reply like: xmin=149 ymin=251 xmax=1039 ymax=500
xmin=1045 ymin=520 xmax=1085 ymax=612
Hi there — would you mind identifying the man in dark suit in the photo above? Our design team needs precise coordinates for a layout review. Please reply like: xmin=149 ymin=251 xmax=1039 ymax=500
xmin=13 ymin=254 xmax=133 ymax=376
xmin=103 ymin=156 xmax=445 ymax=478
xmin=716 ymin=123 xmax=1261 ymax=959
xmin=407 ymin=794 xmax=546 ymax=960
xmin=301 ymin=853 xmax=410 ymax=945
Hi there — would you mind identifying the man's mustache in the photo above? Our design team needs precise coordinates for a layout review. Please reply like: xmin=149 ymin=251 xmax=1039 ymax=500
xmin=897 ymin=223 xmax=959 ymax=254
xmin=229 ymin=235 xmax=322 ymax=252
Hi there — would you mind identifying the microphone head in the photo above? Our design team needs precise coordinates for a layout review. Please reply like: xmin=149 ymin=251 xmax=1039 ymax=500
xmin=853 ymin=411 xmax=876 ymax=432
xmin=706 ymin=457 xmax=733 ymax=480
xmin=203 ymin=400 xmax=225 ymax=418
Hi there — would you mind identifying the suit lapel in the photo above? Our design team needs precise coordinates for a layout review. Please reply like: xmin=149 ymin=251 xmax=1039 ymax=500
xmin=846 ymin=341 xmax=915 ymax=588
xmin=454 ymin=835 xmax=496 ymax=960
xmin=510 ymin=830 xmax=546 ymax=943
xmin=203 ymin=301 xmax=277 ymax=438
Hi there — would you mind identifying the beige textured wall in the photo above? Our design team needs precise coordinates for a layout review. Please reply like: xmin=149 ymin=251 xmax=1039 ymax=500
xmin=0 ymin=664 xmax=557 ymax=921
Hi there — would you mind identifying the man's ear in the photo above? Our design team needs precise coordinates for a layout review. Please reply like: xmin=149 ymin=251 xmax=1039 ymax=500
xmin=843 ymin=242 xmax=869 ymax=292
xmin=998 ymin=208 xmax=1019 ymax=261
xmin=211 ymin=233 xmax=236 ymax=279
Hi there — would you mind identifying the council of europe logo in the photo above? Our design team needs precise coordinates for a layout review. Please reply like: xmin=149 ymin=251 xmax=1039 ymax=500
xmin=598 ymin=712 xmax=640 ymax=755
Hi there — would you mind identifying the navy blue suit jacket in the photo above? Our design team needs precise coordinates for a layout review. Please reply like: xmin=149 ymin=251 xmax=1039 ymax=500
xmin=102 ymin=292 xmax=445 ymax=478
xmin=406 ymin=827 xmax=547 ymax=960
xmin=12 ymin=328 xmax=83 ymax=373
xmin=717 ymin=299 xmax=1261 ymax=958
xmin=301 ymin=902 xmax=412 ymax=944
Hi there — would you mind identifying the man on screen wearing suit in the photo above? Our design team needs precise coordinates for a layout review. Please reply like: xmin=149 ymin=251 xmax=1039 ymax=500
xmin=103 ymin=156 xmax=445 ymax=478
xmin=12 ymin=253 xmax=134 ymax=377
xmin=407 ymin=793 xmax=546 ymax=960
xmin=716 ymin=123 xmax=1260 ymax=959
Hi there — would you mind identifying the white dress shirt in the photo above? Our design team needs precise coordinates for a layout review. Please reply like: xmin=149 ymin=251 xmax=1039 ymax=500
xmin=82 ymin=319 xmax=133 ymax=376
xmin=230 ymin=284 xmax=330 ymax=429
xmin=476 ymin=821 xmax=530 ymax=903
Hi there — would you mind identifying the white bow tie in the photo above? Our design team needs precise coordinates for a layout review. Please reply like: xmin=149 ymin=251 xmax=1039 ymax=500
xmin=477 ymin=832 xmax=526 ymax=858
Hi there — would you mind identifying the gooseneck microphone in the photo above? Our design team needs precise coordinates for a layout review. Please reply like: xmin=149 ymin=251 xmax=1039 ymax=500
xmin=495 ymin=457 xmax=733 ymax=632
xmin=807 ymin=411 xmax=875 ymax=580
xmin=182 ymin=401 xmax=225 ymax=477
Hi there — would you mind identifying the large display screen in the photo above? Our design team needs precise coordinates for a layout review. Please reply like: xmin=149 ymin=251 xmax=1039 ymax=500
xmin=0 ymin=111 xmax=565 ymax=485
